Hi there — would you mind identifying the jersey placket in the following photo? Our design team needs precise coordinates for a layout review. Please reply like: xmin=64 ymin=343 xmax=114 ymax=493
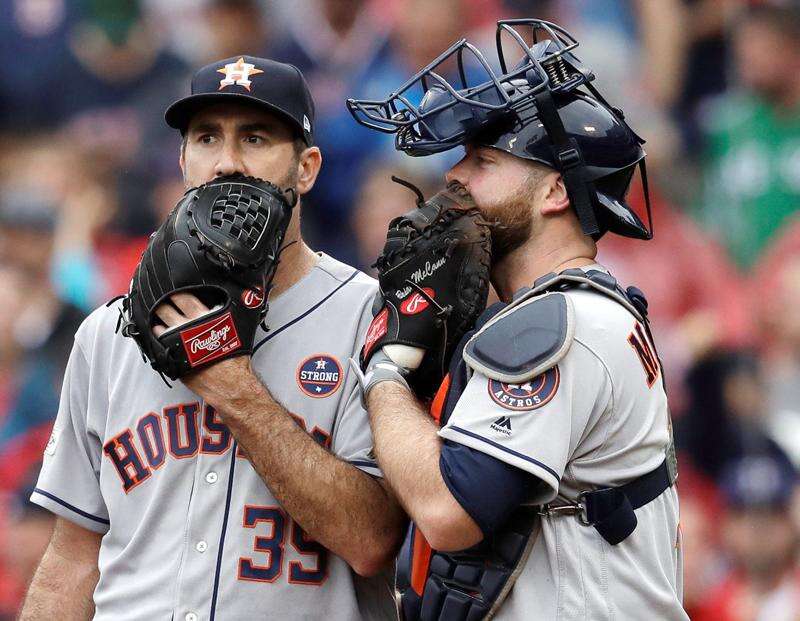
xmin=172 ymin=397 xmax=230 ymax=621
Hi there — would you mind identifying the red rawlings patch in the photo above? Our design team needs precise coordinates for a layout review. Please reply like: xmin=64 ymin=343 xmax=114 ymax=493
xmin=241 ymin=286 xmax=265 ymax=309
xmin=180 ymin=312 xmax=242 ymax=367
xmin=363 ymin=307 xmax=389 ymax=360
xmin=400 ymin=288 xmax=435 ymax=315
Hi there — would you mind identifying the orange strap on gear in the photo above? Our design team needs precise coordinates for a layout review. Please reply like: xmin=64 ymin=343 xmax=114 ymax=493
xmin=409 ymin=528 xmax=434 ymax=595
xmin=407 ymin=374 xmax=452 ymax=595
xmin=409 ymin=373 xmax=451 ymax=594
xmin=429 ymin=373 xmax=451 ymax=426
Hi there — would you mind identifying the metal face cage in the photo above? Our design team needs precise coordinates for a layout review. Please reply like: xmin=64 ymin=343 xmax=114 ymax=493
xmin=348 ymin=19 xmax=653 ymax=240
xmin=346 ymin=19 xmax=596 ymax=154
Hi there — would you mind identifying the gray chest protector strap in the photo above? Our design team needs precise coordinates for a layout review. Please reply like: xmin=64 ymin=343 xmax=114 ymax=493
xmin=397 ymin=268 xmax=674 ymax=621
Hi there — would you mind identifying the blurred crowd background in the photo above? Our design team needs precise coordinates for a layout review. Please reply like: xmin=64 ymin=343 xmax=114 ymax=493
xmin=1 ymin=0 xmax=800 ymax=618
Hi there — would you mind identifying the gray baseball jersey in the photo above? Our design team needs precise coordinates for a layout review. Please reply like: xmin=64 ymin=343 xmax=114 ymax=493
xmin=32 ymin=253 xmax=396 ymax=621
xmin=438 ymin=265 xmax=686 ymax=620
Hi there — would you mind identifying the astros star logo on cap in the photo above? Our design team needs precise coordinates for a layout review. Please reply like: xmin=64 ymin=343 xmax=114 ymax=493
xmin=217 ymin=57 xmax=263 ymax=92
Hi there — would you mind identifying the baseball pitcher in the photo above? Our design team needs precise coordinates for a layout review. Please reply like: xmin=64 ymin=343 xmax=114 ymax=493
xmin=21 ymin=56 xmax=406 ymax=621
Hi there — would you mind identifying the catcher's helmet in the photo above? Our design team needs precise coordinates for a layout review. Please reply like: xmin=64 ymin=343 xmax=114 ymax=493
xmin=347 ymin=19 xmax=652 ymax=240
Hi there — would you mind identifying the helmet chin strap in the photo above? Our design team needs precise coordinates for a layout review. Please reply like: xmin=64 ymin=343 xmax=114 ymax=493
xmin=533 ymin=89 xmax=600 ymax=237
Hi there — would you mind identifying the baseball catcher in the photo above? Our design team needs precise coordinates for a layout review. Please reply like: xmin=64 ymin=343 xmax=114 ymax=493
xmin=117 ymin=173 xmax=295 ymax=380
xmin=358 ymin=179 xmax=492 ymax=401
xmin=347 ymin=17 xmax=685 ymax=621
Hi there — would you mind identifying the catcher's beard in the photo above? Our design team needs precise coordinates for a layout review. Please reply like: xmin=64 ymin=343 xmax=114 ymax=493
xmin=447 ymin=180 xmax=533 ymax=264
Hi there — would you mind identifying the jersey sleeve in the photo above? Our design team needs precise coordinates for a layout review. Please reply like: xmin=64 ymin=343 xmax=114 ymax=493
xmin=438 ymin=340 xmax=612 ymax=504
xmin=330 ymin=373 xmax=382 ymax=478
xmin=30 ymin=338 xmax=110 ymax=533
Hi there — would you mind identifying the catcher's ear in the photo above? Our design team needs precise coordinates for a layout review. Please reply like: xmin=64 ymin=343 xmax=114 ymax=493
xmin=539 ymin=173 xmax=570 ymax=216
xmin=295 ymin=146 xmax=322 ymax=196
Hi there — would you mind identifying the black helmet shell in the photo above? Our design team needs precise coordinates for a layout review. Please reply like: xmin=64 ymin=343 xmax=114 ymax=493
xmin=476 ymin=92 xmax=650 ymax=239
xmin=479 ymin=93 xmax=644 ymax=180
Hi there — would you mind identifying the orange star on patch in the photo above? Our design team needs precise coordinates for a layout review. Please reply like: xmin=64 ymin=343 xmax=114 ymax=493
xmin=217 ymin=57 xmax=263 ymax=91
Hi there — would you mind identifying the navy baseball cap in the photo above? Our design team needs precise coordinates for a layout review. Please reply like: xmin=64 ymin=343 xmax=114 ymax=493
xmin=165 ymin=55 xmax=315 ymax=145
xmin=720 ymin=454 xmax=798 ymax=510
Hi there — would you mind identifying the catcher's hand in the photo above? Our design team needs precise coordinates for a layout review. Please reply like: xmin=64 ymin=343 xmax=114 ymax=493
xmin=360 ymin=179 xmax=492 ymax=399
xmin=117 ymin=174 xmax=295 ymax=380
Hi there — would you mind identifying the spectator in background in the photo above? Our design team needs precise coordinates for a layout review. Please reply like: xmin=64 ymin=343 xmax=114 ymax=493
xmin=553 ymin=0 xmax=686 ymax=171
xmin=0 ymin=0 xmax=77 ymax=131
xmin=0 ymin=263 xmax=34 ymax=621
xmin=350 ymin=161 xmax=439 ymax=272
xmin=676 ymin=349 xmax=794 ymax=484
xmin=1 ymin=0 xmax=189 ymax=238
xmin=599 ymin=182 xmax=753 ymax=412
xmin=695 ymin=4 xmax=800 ymax=270
xmin=692 ymin=454 xmax=800 ymax=621
xmin=1 ymin=0 xmax=187 ymax=172
xmin=676 ymin=0 xmax=736 ymax=154
xmin=197 ymin=0 xmax=270 ymax=63
xmin=0 ymin=137 xmax=112 ymax=309
xmin=750 ymin=219 xmax=800 ymax=465
xmin=273 ymin=0 xmax=479 ymax=264
xmin=60 ymin=0 xmax=188 ymax=236
xmin=268 ymin=0 xmax=394 ymax=264
xmin=0 ymin=264 xmax=27 ymax=429
xmin=0 ymin=193 xmax=85 ymax=496
xmin=0 ymin=472 xmax=54 ymax=620
xmin=678 ymin=465 xmax=727 ymax=619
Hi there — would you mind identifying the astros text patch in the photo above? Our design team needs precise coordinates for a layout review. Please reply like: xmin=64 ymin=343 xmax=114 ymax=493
xmin=297 ymin=354 xmax=343 ymax=398
xmin=488 ymin=366 xmax=560 ymax=411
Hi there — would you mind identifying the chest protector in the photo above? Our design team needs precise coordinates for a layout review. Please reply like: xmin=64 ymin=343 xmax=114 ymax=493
xmin=396 ymin=268 xmax=678 ymax=621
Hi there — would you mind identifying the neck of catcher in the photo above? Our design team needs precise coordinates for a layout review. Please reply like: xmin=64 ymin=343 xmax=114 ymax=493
xmin=491 ymin=241 xmax=596 ymax=302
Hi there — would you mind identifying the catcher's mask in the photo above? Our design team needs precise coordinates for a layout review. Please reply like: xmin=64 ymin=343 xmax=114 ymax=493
xmin=347 ymin=19 xmax=652 ymax=240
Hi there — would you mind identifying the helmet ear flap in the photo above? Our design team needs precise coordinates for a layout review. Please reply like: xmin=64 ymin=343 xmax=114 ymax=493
xmin=593 ymin=161 xmax=652 ymax=240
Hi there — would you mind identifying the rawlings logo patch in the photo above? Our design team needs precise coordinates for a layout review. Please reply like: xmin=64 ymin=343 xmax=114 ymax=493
xmin=363 ymin=307 xmax=389 ymax=360
xmin=181 ymin=312 xmax=241 ymax=367
xmin=241 ymin=286 xmax=265 ymax=309
xmin=297 ymin=355 xmax=342 ymax=398
xmin=400 ymin=288 xmax=435 ymax=315
xmin=488 ymin=367 xmax=560 ymax=411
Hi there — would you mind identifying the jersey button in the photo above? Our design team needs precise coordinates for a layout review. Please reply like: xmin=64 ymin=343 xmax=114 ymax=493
xmin=195 ymin=541 xmax=208 ymax=553
xmin=185 ymin=613 xmax=198 ymax=621
xmin=205 ymin=472 xmax=218 ymax=484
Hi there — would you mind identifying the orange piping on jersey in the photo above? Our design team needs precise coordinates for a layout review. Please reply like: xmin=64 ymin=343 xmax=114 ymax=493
xmin=429 ymin=374 xmax=451 ymax=426
xmin=410 ymin=529 xmax=434 ymax=596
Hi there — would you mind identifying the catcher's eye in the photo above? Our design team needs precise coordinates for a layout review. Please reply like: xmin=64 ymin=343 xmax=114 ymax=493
xmin=198 ymin=134 xmax=218 ymax=145
xmin=244 ymin=135 xmax=266 ymax=145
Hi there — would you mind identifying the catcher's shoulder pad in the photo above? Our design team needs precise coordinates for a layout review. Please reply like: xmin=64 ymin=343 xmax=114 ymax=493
xmin=463 ymin=292 xmax=575 ymax=383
